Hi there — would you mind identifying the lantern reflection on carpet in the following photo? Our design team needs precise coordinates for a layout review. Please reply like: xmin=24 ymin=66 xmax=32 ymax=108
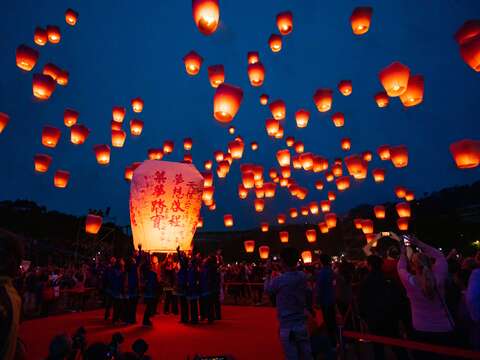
xmin=130 ymin=160 xmax=204 ymax=252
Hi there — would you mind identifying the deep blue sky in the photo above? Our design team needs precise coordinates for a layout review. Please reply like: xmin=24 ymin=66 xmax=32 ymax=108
xmin=1 ymin=0 xmax=479 ymax=230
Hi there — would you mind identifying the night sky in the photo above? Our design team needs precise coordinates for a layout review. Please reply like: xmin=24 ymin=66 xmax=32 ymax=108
xmin=1 ymin=0 xmax=479 ymax=231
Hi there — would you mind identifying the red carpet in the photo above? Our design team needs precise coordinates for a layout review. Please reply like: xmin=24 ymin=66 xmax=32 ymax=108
xmin=20 ymin=305 xmax=283 ymax=359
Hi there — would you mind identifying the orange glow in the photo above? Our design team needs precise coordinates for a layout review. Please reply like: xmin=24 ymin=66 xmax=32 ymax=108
xmin=250 ymin=141 xmax=259 ymax=151
xmin=345 ymin=154 xmax=368 ymax=179
xmin=46 ymin=25 xmax=61 ymax=44
xmin=202 ymin=186 xmax=214 ymax=203
xmin=163 ymin=140 xmax=174 ymax=154
xmin=395 ymin=186 xmax=407 ymax=199
xmin=320 ymin=200 xmax=331 ymax=213
xmin=93 ymin=144 xmax=111 ymax=165
xmin=325 ymin=213 xmax=337 ymax=228
xmin=238 ymin=184 xmax=248 ymax=199
xmin=0 ymin=112 xmax=10 ymax=134
xmin=32 ymin=73 xmax=56 ymax=100
xmin=286 ymin=136 xmax=295 ymax=147
xmin=65 ymin=8 xmax=79 ymax=26
xmin=131 ymin=97 xmax=144 ymax=113
xmin=350 ymin=7 xmax=373 ymax=35
xmin=389 ymin=145 xmax=408 ymax=168
xmin=269 ymin=99 xmax=286 ymax=120
xmin=224 ymin=214 xmax=234 ymax=227
xmin=294 ymin=141 xmax=305 ymax=154
xmin=306 ymin=229 xmax=317 ymax=243
xmin=299 ymin=207 xmax=308 ymax=216
xmin=328 ymin=191 xmax=336 ymax=201
xmin=204 ymin=160 xmax=213 ymax=170
xmin=295 ymin=109 xmax=310 ymax=128
xmin=183 ymin=51 xmax=203 ymax=76
xmin=397 ymin=218 xmax=409 ymax=231
xmin=336 ymin=176 xmax=350 ymax=191
xmin=41 ymin=126 xmax=61 ymax=148
xmin=361 ymin=219 xmax=374 ymax=234
xmin=455 ymin=20 xmax=480 ymax=45
xmin=148 ymin=148 xmax=164 ymax=160
xmin=396 ymin=202 xmax=411 ymax=218
xmin=241 ymin=171 xmax=255 ymax=189
xmin=183 ymin=138 xmax=193 ymax=151
xmin=264 ymin=182 xmax=276 ymax=198
xmin=299 ymin=152 xmax=313 ymax=171
xmin=289 ymin=208 xmax=298 ymax=218
xmin=279 ymin=231 xmax=289 ymax=243
xmin=460 ymin=36 xmax=480 ymax=72
xmin=277 ymin=214 xmax=286 ymax=224
xmin=338 ymin=80 xmax=352 ymax=96
xmin=247 ymin=62 xmax=265 ymax=87
xmin=325 ymin=171 xmax=334 ymax=182
xmin=276 ymin=149 xmax=291 ymax=167
xmin=269 ymin=34 xmax=282 ymax=52
xmin=405 ymin=190 xmax=415 ymax=201
xmin=259 ymin=245 xmax=270 ymax=259
xmin=247 ymin=51 xmax=260 ymax=65
xmin=261 ymin=223 xmax=269 ymax=232
xmin=313 ymin=88 xmax=333 ymax=112
xmin=372 ymin=168 xmax=385 ymax=183
xmin=374 ymin=205 xmax=386 ymax=219
xmin=54 ymin=170 xmax=70 ymax=188
xmin=213 ymin=83 xmax=244 ymax=123
xmin=111 ymin=120 xmax=122 ymax=131
xmin=34 ymin=154 xmax=52 ymax=173
xmin=34 ymin=27 xmax=48 ymax=46
xmin=377 ymin=145 xmax=391 ymax=160
xmin=254 ymin=199 xmax=265 ymax=212
xmin=70 ymin=124 xmax=89 ymax=145
xmin=341 ymin=138 xmax=351 ymax=151
xmin=301 ymin=251 xmax=312 ymax=264
xmin=276 ymin=11 xmax=293 ymax=35
xmin=85 ymin=214 xmax=102 ymax=234
xmin=260 ymin=94 xmax=269 ymax=105
xmin=318 ymin=222 xmax=329 ymax=234
xmin=112 ymin=106 xmax=126 ymax=123
xmin=449 ymin=139 xmax=480 ymax=169
xmin=400 ymin=75 xmax=424 ymax=107
xmin=315 ymin=180 xmax=324 ymax=190
xmin=207 ymin=64 xmax=225 ymax=88
xmin=42 ymin=63 xmax=61 ymax=81
xmin=332 ymin=161 xmax=344 ymax=176
xmin=192 ymin=0 xmax=219 ymax=35
xmin=354 ymin=218 xmax=363 ymax=229
xmin=58 ymin=69 xmax=69 ymax=86
xmin=274 ymin=124 xmax=284 ymax=139
xmin=244 ymin=240 xmax=255 ymax=253
xmin=308 ymin=202 xmax=318 ymax=215
xmin=332 ymin=112 xmax=345 ymax=127
xmin=203 ymin=172 xmax=213 ymax=187
xmin=379 ymin=62 xmax=410 ymax=97
xmin=197 ymin=217 xmax=204 ymax=228
xmin=265 ymin=119 xmax=280 ymax=136
xmin=111 ymin=129 xmax=126 ymax=147
xmin=374 ymin=91 xmax=390 ymax=108
xmin=64 ymin=109 xmax=79 ymax=127
xmin=130 ymin=119 xmax=144 ymax=136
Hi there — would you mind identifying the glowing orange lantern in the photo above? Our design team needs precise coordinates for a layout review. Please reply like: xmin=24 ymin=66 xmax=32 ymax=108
xmin=315 ymin=180 xmax=324 ymax=190
xmin=328 ymin=191 xmax=336 ymax=202
xmin=295 ymin=109 xmax=310 ymax=128
xmin=261 ymin=223 xmax=269 ymax=232
xmin=93 ymin=145 xmax=111 ymax=165
xmin=46 ymin=26 xmax=61 ymax=44
xmin=53 ymin=170 xmax=70 ymax=188
xmin=203 ymin=160 xmax=212 ymax=170
xmin=112 ymin=106 xmax=126 ymax=123
xmin=42 ymin=63 xmax=61 ymax=81
xmin=375 ymin=91 xmax=390 ymax=108
xmin=396 ymin=202 xmax=411 ymax=218
xmin=320 ymin=200 xmax=331 ymax=213
xmin=361 ymin=219 xmax=374 ymax=234
xmin=203 ymin=172 xmax=213 ymax=187
xmin=318 ymin=222 xmax=329 ymax=234
xmin=213 ymin=83 xmax=244 ymax=123
xmin=325 ymin=213 xmax=337 ymax=228
xmin=163 ymin=141 xmax=174 ymax=154
xmin=332 ymin=112 xmax=345 ymax=127
xmin=197 ymin=217 xmax=203 ymax=228
xmin=289 ymin=208 xmax=298 ymax=218
xmin=294 ymin=141 xmax=304 ymax=154
xmin=111 ymin=130 xmax=126 ymax=148
xmin=354 ymin=218 xmax=363 ymax=229
xmin=460 ymin=36 xmax=480 ymax=72
xmin=377 ymin=145 xmax=390 ymax=160
xmin=238 ymin=184 xmax=248 ymax=199
xmin=301 ymin=251 xmax=312 ymax=264
xmin=325 ymin=171 xmax=334 ymax=182
xmin=247 ymin=62 xmax=265 ymax=87
xmin=148 ymin=148 xmax=164 ymax=160
xmin=32 ymin=73 xmax=56 ymax=100
xmin=279 ymin=231 xmax=289 ymax=243
xmin=228 ymin=140 xmax=244 ymax=159
xmin=183 ymin=138 xmax=193 ymax=151
xmin=259 ymin=246 xmax=270 ymax=259
xmin=455 ymin=20 xmax=480 ymax=45
xmin=336 ymin=176 xmax=350 ymax=191
xmin=242 ymin=171 xmax=255 ymax=189
xmin=397 ymin=218 xmax=409 ymax=231
xmin=405 ymin=190 xmax=415 ymax=202
xmin=70 ymin=124 xmax=89 ymax=145
xmin=338 ymin=80 xmax=352 ymax=96
xmin=372 ymin=168 xmax=385 ymax=183
xmin=222 ymin=214 xmax=233 ymax=227
xmin=34 ymin=28 xmax=48 ymax=46
xmin=183 ymin=51 xmax=203 ymax=76
xmin=260 ymin=94 xmax=269 ymax=105
xmin=207 ymin=64 xmax=225 ymax=88
xmin=265 ymin=119 xmax=280 ymax=136
xmin=374 ymin=205 xmax=385 ymax=219
xmin=350 ymin=7 xmax=373 ymax=35
xmin=277 ymin=214 xmax=286 ymax=224
xmin=400 ymin=75 xmax=424 ymax=107
xmin=112 ymin=121 xmax=122 ymax=132
xmin=299 ymin=152 xmax=313 ymax=171
xmin=269 ymin=100 xmax=286 ymax=120
xmin=379 ymin=62 xmax=410 ymax=97
xmin=313 ymin=89 xmax=333 ymax=112
xmin=250 ymin=141 xmax=259 ymax=151
xmin=248 ymin=51 xmax=260 ymax=65
xmin=390 ymin=145 xmax=408 ymax=168
xmin=85 ymin=214 xmax=102 ymax=234
xmin=0 ymin=113 xmax=9 ymax=134
xmin=65 ymin=8 xmax=78 ymax=26
xmin=276 ymin=11 xmax=293 ymax=35
xmin=41 ymin=126 xmax=61 ymax=148
xmin=341 ymin=138 xmax=351 ymax=151
xmin=332 ymin=162 xmax=343 ymax=177
xmin=449 ymin=139 xmax=480 ymax=169
xmin=395 ymin=186 xmax=407 ymax=199
xmin=275 ymin=149 xmax=290 ymax=167
xmin=202 ymin=186 xmax=214 ymax=203
xmin=269 ymin=34 xmax=282 ymax=52
xmin=253 ymin=198 xmax=265 ymax=212
xmin=285 ymin=136 xmax=294 ymax=147
xmin=129 ymin=119 xmax=144 ymax=136
xmin=192 ymin=0 xmax=219 ymax=35
xmin=345 ymin=154 xmax=368 ymax=179
xmin=306 ymin=229 xmax=317 ymax=243
xmin=64 ymin=109 xmax=79 ymax=127
xmin=34 ymin=154 xmax=52 ymax=173
xmin=244 ymin=240 xmax=255 ymax=253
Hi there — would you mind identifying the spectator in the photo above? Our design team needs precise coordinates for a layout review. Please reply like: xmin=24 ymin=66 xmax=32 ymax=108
xmin=315 ymin=253 xmax=337 ymax=347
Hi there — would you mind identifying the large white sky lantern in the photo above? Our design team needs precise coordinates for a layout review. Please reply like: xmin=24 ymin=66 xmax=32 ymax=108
xmin=130 ymin=160 xmax=204 ymax=252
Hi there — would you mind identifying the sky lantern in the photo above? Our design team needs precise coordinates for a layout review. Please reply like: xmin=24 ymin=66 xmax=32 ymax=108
xmin=295 ymin=109 xmax=310 ymax=128
xmin=65 ymin=8 xmax=79 ymax=26
xmin=203 ymin=172 xmax=213 ymax=187
xmin=309 ymin=202 xmax=319 ymax=215
xmin=306 ymin=229 xmax=317 ymax=243
xmin=204 ymin=160 xmax=213 ymax=170
xmin=277 ymin=214 xmax=286 ymax=224
xmin=325 ymin=171 xmax=334 ymax=182
xmin=213 ymin=83 xmax=244 ymax=123
xmin=328 ymin=191 xmax=336 ymax=201
xmin=396 ymin=202 xmax=411 ymax=218
xmin=289 ymin=208 xmax=298 ymax=218
xmin=449 ymin=139 xmax=480 ymax=169
xmin=57 ymin=70 xmax=69 ymax=86
xmin=264 ymin=182 xmax=276 ymax=198
xmin=276 ymin=11 xmax=293 ymax=35
xmin=111 ymin=120 xmax=122 ymax=131
xmin=361 ymin=219 xmax=374 ymax=234
xmin=41 ymin=126 xmax=61 ymax=148
xmin=362 ymin=151 xmax=373 ymax=162
xmin=229 ymin=126 xmax=236 ymax=135
xmin=319 ymin=222 xmax=329 ymax=234
xmin=111 ymin=129 xmax=127 ymax=148
xmin=0 ymin=112 xmax=9 ymax=134
xmin=269 ymin=168 xmax=278 ymax=179
xmin=183 ymin=154 xmax=193 ymax=164
xmin=336 ymin=176 xmax=350 ymax=191
xmin=131 ymin=97 xmax=144 ymax=113
xmin=294 ymin=141 xmax=305 ymax=154
xmin=338 ymin=80 xmax=352 ymax=96
xmin=53 ymin=170 xmax=70 ymax=188
xmin=163 ymin=140 xmax=174 ymax=154
xmin=148 ymin=148 xmax=164 ymax=160
xmin=405 ymin=190 xmax=415 ymax=202
xmin=455 ymin=20 xmax=480 ymax=45
xmin=332 ymin=112 xmax=345 ymax=127
xmin=223 ymin=214 xmax=234 ymax=227
xmin=320 ymin=200 xmax=331 ymax=213
xmin=34 ymin=27 xmax=48 ymax=46
xmin=274 ymin=125 xmax=284 ymax=139
xmin=93 ymin=145 xmax=111 ymax=165
xmin=374 ymin=205 xmax=386 ymax=219
xmin=228 ymin=140 xmax=244 ymax=159
xmin=259 ymin=246 xmax=270 ymax=259
xmin=299 ymin=207 xmax=308 ymax=216
xmin=242 ymin=171 xmax=255 ymax=189
xmin=254 ymin=199 xmax=265 ymax=212
xmin=70 ymin=124 xmax=90 ymax=145
xmin=85 ymin=214 xmax=102 ymax=234
xmin=207 ymin=64 xmax=225 ymax=88
xmin=183 ymin=51 xmax=203 ymax=75
xmin=46 ymin=25 xmax=61 ymax=44
xmin=286 ymin=136 xmax=295 ymax=147
xmin=261 ymin=223 xmax=269 ymax=232
xmin=34 ymin=154 xmax=52 ymax=173
xmin=130 ymin=119 xmax=144 ymax=136
xmin=250 ymin=141 xmax=259 ymax=151
xmin=460 ymin=36 xmax=480 ymax=72
xmin=208 ymin=203 xmax=216 ymax=211
xmin=247 ymin=51 xmax=260 ymax=65
xmin=281 ymin=166 xmax=291 ymax=179
xmin=354 ymin=218 xmax=363 ymax=229
xmin=214 ymin=151 xmax=224 ymax=162
xmin=269 ymin=99 xmax=286 ymax=120
xmin=389 ymin=145 xmax=409 ymax=168
xmin=260 ymin=94 xmax=269 ymax=105
xmin=197 ymin=217 xmax=203 ymax=229
xmin=292 ymin=156 xmax=302 ymax=169
xmin=313 ymin=156 xmax=329 ymax=173
xmin=300 ymin=152 xmax=314 ymax=171
xmin=313 ymin=89 xmax=333 ymax=112
xmin=279 ymin=231 xmax=289 ymax=243
xmin=377 ymin=145 xmax=391 ymax=160
xmin=341 ymin=138 xmax=351 ymax=151
xmin=397 ymin=218 xmax=409 ymax=231
xmin=276 ymin=149 xmax=291 ymax=167
xmin=301 ymin=251 xmax=312 ymax=264
xmin=112 ymin=106 xmax=126 ymax=123
xmin=375 ymin=91 xmax=390 ymax=108
xmin=202 ymin=186 xmax=214 ymax=203
xmin=244 ymin=240 xmax=255 ymax=253
xmin=315 ymin=180 xmax=324 ymax=190
xmin=64 ymin=109 xmax=79 ymax=127
xmin=216 ymin=160 xmax=230 ymax=178
xmin=238 ymin=184 xmax=248 ymax=199
xmin=269 ymin=34 xmax=282 ymax=52
xmin=183 ymin=138 xmax=193 ymax=151
xmin=42 ymin=63 xmax=61 ymax=81
xmin=379 ymin=62 xmax=410 ymax=97
xmin=395 ymin=186 xmax=407 ymax=199
xmin=345 ymin=154 xmax=368 ymax=179
xmin=247 ymin=62 xmax=266 ymax=87
xmin=350 ymin=7 xmax=373 ymax=35
xmin=129 ymin=161 xmax=204 ymax=251
xmin=372 ymin=168 xmax=385 ymax=183
xmin=325 ymin=213 xmax=337 ymax=228
xmin=32 ymin=73 xmax=56 ymax=100
xmin=192 ymin=0 xmax=219 ymax=35
xmin=400 ymin=75 xmax=424 ymax=107
xmin=265 ymin=119 xmax=280 ymax=136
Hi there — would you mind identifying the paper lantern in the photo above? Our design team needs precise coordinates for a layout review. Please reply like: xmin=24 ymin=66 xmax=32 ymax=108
xmin=345 ymin=154 xmax=368 ymax=179
xmin=319 ymin=200 xmax=330 ymax=213
xmin=183 ymin=51 xmax=203 ymax=75
xmin=269 ymin=34 xmax=282 ymax=52
xmin=181 ymin=138 xmax=192 ymax=152
xmin=372 ymin=168 xmax=385 ymax=183
xmin=395 ymin=186 xmax=407 ymax=199
xmin=375 ymin=91 xmax=390 ymax=108
xmin=325 ymin=171 xmax=334 ymax=182
xmin=197 ymin=217 xmax=204 ymax=228
xmin=204 ymin=160 xmax=213 ymax=170
xmin=377 ymin=145 xmax=391 ymax=160
xmin=65 ymin=8 xmax=79 ymax=26
xmin=17 ymin=45 xmax=39 ymax=70
xmin=54 ymin=170 xmax=70 ymax=188
xmin=449 ymin=139 xmax=480 ymax=169
xmin=163 ymin=141 xmax=174 ymax=154
xmin=148 ymin=148 xmax=164 ymax=160
xmin=288 ymin=208 xmax=298 ymax=218
xmin=294 ymin=141 xmax=305 ymax=154
xmin=341 ymin=138 xmax=351 ymax=151
xmin=460 ymin=36 xmax=480 ymax=72
xmin=228 ymin=140 xmax=244 ymax=159
xmin=315 ymin=180 xmax=324 ymax=190
xmin=260 ymin=94 xmax=269 ymax=105
xmin=400 ymin=75 xmax=424 ymax=107
xmin=301 ymin=251 xmax=312 ymax=264
xmin=129 ymin=119 xmax=144 ymax=136
xmin=110 ymin=120 xmax=121 ymax=131
xmin=70 ymin=124 xmax=90 ymax=145
xmin=237 ymin=184 xmax=248 ymax=199
xmin=130 ymin=98 xmax=144 ymax=113
xmin=253 ymin=199 xmax=265 ymax=212
xmin=254 ymin=185 xmax=264 ymax=198
xmin=130 ymin=161 xmax=204 ymax=251
xmin=300 ymin=152 xmax=314 ymax=171
xmin=379 ymin=62 xmax=410 ymax=97
xmin=336 ymin=176 xmax=350 ymax=191
xmin=338 ymin=80 xmax=352 ymax=96
xmin=332 ymin=112 xmax=345 ymax=127
xmin=85 ymin=214 xmax=102 ymax=234
xmin=241 ymin=171 xmax=254 ymax=189
xmin=124 ymin=165 xmax=134 ymax=182
xmin=275 ymin=149 xmax=290 ymax=167
xmin=313 ymin=89 xmax=333 ymax=112
xmin=261 ymin=223 xmax=269 ymax=232
xmin=390 ymin=145 xmax=408 ymax=168
xmin=265 ymin=119 xmax=280 ymax=137
xmin=244 ymin=240 xmax=255 ymax=253
xmin=286 ymin=136 xmax=295 ymax=147
xmin=277 ymin=214 xmax=286 ymax=224
xmin=0 ymin=112 xmax=9 ymax=134
xmin=57 ymin=70 xmax=69 ymax=86
xmin=213 ymin=83 xmax=244 ymax=123
xmin=397 ymin=218 xmax=409 ymax=231
xmin=34 ymin=154 xmax=52 ymax=173
xmin=112 ymin=106 xmax=126 ymax=123
xmin=350 ymin=7 xmax=373 ymax=35
xmin=361 ymin=219 xmax=374 ymax=234
xmin=325 ymin=213 xmax=337 ymax=228
xmin=279 ymin=231 xmax=289 ymax=243
xmin=269 ymin=100 xmax=286 ymax=121
xmin=93 ymin=145 xmax=111 ymax=165
xmin=250 ymin=141 xmax=259 ymax=151
xmin=247 ymin=62 xmax=265 ymax=87
xmin=41 ymin=126 xmax=61 ymax=148
xmin=354 ymin=218 xmax=363 ymax=229
xmin=259 ymin=246 xmax=270 ymax=259
xmin=455 ymin=20 xmax=480 ymax=45
xmin=64 ymin=109 xmax=79 ymax=127
xmin=276 ymin=11 xmax=293 ymax=35
xmin=183 ymin=154 xmax=192 ymax=164
xmin=202 ymin=186 xmax=214 ymax=203
xmin=328 ymin=191 xmax=336 ymax=202
xmin=223 ymin=214 xmax=234 ymax=227
xmin=34 ymin=28 xmax=48 ymax=46
xmin=318 ymin=222 xmax=329 ymax=234
xmin=405 ymin=190 xmax=415 ymax=202
xmin=396 ymin=202 xmax=411 ymax=218
xmin=306 ymin=229 xmax=317 ymax=243
xmin=192 ymin=0 xmax=219 ymax=35
xmin=42 ymin=63 xmax=61 ymax=81
xmin=207 ymin=64 xmax=225 ymax=88
xmin=362 ymin=151 xmax=373 ymax=162
xmin=295 ymin=109 xmax=310 ymax=128
xmin=202 ymin=172 xmax=213 ymax=187
xmin=32 ymin=74 xmax=56 ymax=100
xmin=46 ymin=25 xmax=61 ymax=44
xmin=216 ymin=160 xmax=230 ymax=178
xmin=111 ymin=130 xmax=126 ymax=148
xmin=374 ymin=205 xmax=385 ymax=219
xmin=313 ymin=156 xmax=329 ymax=172
xmin=247 ymin=51 xmax=260 ymax=65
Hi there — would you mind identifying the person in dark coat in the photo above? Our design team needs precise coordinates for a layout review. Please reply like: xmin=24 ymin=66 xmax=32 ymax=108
xmin=142 ymin=263 xmax=159 ymax=327
xmin=176 ymin=247 xmax=189 ymax=324
xmin=187 ymin=254 xmax=201 ymax=324
xmin=199 ymin=255 xmax=217 ymax=323
xmin=162 ymin=254 xmax=178 ymax=315
xmin=315 ymin=254 xmax=337 ymax=347
xmin=111 ymin=259 xmax=126 ymax=325
xmin=126 ymin=257 xmax=139 ymax=324
xmin=103 ymin=257 xmax=116 ymax=321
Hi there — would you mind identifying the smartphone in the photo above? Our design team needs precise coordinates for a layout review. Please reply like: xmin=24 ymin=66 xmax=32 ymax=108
xmin=402 ymin=235 xmax=411 ymax=247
